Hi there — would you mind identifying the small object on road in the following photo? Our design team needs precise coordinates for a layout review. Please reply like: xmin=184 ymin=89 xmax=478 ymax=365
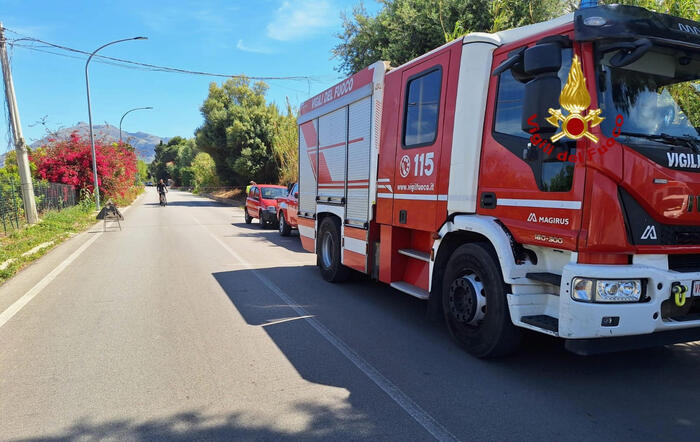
xmin=97 ymin=200 xmax=123 ymax=231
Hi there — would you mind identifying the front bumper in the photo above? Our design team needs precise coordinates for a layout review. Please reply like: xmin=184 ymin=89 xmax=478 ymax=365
xmin=560 ymin=262 xmax=700 ymax=340
xmin=261 ymin=210 xmax=277 ymax=224
xmin=565 ymin=327 xmax=700 ymax=355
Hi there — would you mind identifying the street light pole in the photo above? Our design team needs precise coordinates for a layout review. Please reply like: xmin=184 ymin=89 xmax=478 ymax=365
xmin=119 ymin=106 xmax=153 ymax=142
xmin=85 ymin=36 xmax=147 ymax=210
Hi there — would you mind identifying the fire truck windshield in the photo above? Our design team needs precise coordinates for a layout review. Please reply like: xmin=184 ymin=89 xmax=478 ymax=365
xmin=596 ymin=44 xmax=700 ymax=150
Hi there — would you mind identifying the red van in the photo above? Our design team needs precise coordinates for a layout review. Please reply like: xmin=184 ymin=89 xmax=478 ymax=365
xmin=276 ymin=183 xmax=299 ymax=236
xmin=244 ymin=185 xmax=288 ymax=228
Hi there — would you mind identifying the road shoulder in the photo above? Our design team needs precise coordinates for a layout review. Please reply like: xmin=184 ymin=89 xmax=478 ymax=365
xmin=0 ymin=192 xmax=145 ymax=314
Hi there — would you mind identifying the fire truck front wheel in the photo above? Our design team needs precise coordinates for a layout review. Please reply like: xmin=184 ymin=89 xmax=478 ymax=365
xmin=317 ymin=217 xmax=350 ymax=282
xmin=442 ymin=243 xmax=521 ymax=358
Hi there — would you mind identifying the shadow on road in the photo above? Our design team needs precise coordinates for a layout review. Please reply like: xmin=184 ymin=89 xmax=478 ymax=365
xmin=211 ymin=265 xmax=700 ymax=441
xmin=26 ymin=406 xmax=377 ymax=441
xmin=230 ymin=224 xmax=305 ymax=253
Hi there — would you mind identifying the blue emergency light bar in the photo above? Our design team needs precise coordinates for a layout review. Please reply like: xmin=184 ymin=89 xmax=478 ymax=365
xmin=580 ymin=0 xmax=598 ymax=8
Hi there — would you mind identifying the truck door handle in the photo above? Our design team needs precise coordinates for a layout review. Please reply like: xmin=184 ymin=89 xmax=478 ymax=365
xmin=480 ymin=192 xmax=497 ymax=209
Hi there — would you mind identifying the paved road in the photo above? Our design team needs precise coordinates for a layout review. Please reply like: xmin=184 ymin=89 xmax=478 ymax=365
xmin=1 ymin=188 xmax=699 ymax=441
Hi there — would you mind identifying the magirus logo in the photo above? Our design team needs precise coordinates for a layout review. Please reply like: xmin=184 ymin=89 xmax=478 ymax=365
xmin=527 ymin=212 xmax=570 ymax=225
xmin=641 ymin=225 xmax=657 ymax=240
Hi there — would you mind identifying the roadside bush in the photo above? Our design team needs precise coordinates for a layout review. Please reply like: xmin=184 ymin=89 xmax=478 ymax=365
xmin=31 ymin=132 xmax=138 ymax=202
xmin=191 ymin=152 xmax=220 ymax=192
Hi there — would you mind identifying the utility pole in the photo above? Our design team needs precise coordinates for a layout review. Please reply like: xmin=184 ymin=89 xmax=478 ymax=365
xmin=0 ymin=23 xmax=38 ymax=224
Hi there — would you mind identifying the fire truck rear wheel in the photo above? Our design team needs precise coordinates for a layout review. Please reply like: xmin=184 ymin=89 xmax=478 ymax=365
xmin=317 ymin=217 xmax=350 ymax=282
xmin=244 ymin=209 xmax=252 ymax=224
xmin=442 ymin=243 xmax=521 ymax=358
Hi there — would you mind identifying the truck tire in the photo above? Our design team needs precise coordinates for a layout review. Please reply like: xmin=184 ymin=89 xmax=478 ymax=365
xmin=244 ymin=209 xmax=252 ymax=224
xmin=279 ymin=213 xmax=291 ymax=236
xmin=317 ymin=217 xmax=350 ymax=282
xmin=442 ymin=243 xmax=521 ymax=358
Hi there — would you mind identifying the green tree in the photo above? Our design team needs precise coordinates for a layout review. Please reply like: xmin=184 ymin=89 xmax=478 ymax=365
xmin=334 ymin=0 xmax=700 ymax=74
xmin=191 ymin=152 xmax=220 ymax=191
xmin=195 ymin=77 xmax=280 ymax=185
xmin=173 ymin=138 xmax=198 ymax=187
xmin=599 ymin=0 xmax=699 ymax=19
xmin=490 ymin=0 xmax=567 ymax=32
xmin=137 ymin=159 xmax=148 ymax=184
xmin=334 ymin=0 xmax=562 ymax=74
xmin=334 ymin=0 xmax=493 ymax=75
xmin=273 ymin=100 xmax=299 ymax=185
xmin=148 ymin=139 xmax=179 ymax=181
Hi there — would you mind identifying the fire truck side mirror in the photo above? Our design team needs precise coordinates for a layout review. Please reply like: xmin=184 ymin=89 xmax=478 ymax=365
xmin=520 ymin=43 xmax=562 ymax=134
xmin=524 ymin=43 xmax=562 ymax=74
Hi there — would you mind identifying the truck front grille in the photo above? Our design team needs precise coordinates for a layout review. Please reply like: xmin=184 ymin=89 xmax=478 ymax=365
xmin=668 ymin=254 xmax=700 ymax=272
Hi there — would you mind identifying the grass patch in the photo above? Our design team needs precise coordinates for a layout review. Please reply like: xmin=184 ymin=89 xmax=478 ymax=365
xmin=0 ymin=205 xmax=96 ymax=284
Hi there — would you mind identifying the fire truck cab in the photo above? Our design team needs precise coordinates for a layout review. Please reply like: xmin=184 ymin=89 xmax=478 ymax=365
xmin=297 ymin=4 xmax=700 ymax=357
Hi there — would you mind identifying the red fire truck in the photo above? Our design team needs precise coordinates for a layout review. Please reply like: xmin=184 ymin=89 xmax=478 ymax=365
xmin=297 ymin=4 xmax=700 ymax=357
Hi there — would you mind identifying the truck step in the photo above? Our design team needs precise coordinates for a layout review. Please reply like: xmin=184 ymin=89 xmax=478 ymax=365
xmin=521 ymin=315 xmax=559 ymax=333
xmin=390 ymin=281 xmax=430 ymax=300
xmin=526 ymin=272 xmax=562 ymax=286
xmin=398 ymin=248 xmax=430 ymax=262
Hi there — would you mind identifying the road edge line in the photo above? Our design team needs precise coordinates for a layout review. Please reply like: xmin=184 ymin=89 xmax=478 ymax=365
xmin=192 ymin=216 xmax=459 ymax=442
xmin=0 ymin=191 xmax=143 ymax=329
xmin=0 ymin=232 xmax=102 ymax=329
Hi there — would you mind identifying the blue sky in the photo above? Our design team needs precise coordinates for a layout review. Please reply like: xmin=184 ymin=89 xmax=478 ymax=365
xmin=0 ymin=0 xmax=380 ymax=149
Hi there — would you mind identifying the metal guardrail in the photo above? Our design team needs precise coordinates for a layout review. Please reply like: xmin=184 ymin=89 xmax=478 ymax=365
xmin=0 ymin=178 xmax=77 ymax=234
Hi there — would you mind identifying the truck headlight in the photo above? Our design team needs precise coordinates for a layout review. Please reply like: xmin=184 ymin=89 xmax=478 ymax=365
xmin=266 ymin=206 xmax=276 ymax=212
xmin=571 ymin=278 xmax=642 ymax=303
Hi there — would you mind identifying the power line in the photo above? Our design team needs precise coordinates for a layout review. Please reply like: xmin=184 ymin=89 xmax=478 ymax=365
xmin=0 ymin=26 xmax=317 ymax=83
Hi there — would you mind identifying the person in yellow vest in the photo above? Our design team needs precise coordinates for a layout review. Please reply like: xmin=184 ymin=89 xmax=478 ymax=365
xmin=246 ymin=180 xmax=256 ymax=196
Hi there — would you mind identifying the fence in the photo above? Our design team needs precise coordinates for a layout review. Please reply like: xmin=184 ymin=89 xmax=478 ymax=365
xmin=0 ymin=177 xmax=77 ymax=234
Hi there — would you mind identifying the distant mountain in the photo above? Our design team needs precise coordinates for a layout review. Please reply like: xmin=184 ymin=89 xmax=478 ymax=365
xmin=29 ymin=122 xmax=170 ymax=162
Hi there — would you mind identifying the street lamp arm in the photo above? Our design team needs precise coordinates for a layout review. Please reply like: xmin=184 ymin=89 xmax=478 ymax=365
xmin=85 ymin=37 xmax=148 ymax=71
xmin=84 ymin=36 xmax=147 ymax=211
xmin=119 ymin=106 xmax=154 ymax=142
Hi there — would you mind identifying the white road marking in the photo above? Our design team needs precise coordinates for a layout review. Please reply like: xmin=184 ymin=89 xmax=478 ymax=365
xmin=192 ymin=215 xmax=459 ymax=442
xmin=262 ymin=315 xmax=315 ymax=327
xmin=0 ymin=232 xmax=102 ymax=329
xmin=0 ymin=194 xmax=141 ymax=330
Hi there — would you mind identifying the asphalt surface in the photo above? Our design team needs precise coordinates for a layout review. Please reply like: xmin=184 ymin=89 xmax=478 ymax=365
xmin=1 ymin=188 xmax=699 ymax=441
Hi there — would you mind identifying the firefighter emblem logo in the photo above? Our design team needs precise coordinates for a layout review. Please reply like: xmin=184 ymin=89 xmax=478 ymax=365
xmin=399 ymin=155 xmax=411 ymax=178
xmin=546 ymin=55 xmax=604 ymax=143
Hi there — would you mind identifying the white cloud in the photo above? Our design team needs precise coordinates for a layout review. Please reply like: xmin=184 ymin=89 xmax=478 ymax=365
xmin=236 ymin=40 xmax=274 ymax=54
xmin=266 ymin=0 xmax=336 ymax=42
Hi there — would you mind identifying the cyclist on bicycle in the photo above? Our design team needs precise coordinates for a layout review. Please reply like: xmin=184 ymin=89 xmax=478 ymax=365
xmin=156 ymin=179 xmax=167 ymax=204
